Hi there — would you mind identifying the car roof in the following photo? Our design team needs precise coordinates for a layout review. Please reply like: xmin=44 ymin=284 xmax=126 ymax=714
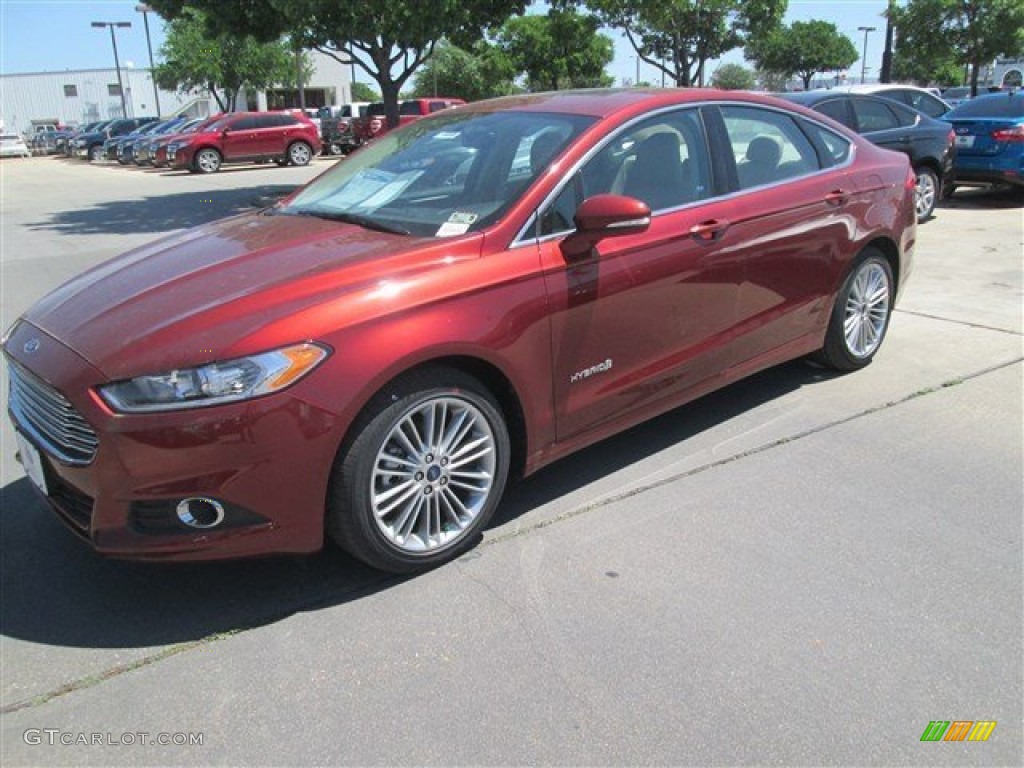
xmin=457 ymin=88 xmax=787 ymax=118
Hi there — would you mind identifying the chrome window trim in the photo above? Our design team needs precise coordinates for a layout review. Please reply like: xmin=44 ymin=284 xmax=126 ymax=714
xmin=510 ymin=99 xmax=858 ymax=250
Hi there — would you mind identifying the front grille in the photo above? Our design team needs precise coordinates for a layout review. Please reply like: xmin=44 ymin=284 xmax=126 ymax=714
xmin=8 ymin=361 xmax=98 ymax=465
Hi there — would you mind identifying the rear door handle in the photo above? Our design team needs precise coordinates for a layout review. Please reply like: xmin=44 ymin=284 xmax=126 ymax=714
xmin=689 ymin=219 xmax=730 ymax=242
xmin=824 ymin=190 xmax=848 ymax=206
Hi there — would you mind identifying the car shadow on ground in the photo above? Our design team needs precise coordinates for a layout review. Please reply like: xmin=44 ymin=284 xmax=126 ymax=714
xmin=0 ymin=359 xmax=836 ymax=651
xmin=939 ymin=183 xmax=1024 ymax=210
xmin=25 ymin=185 xmax=301 ymax=236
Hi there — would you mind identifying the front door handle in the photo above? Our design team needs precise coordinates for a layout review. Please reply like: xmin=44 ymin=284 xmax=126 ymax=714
xmin=824 ymin=190 xmax=848 ymax=206
xmin=689 ymin=219 xmax=730 ymax=242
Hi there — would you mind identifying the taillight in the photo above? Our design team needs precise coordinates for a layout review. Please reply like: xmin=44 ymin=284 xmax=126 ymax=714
xmin=991 ymin=125 xmax=1024 ymax=142
xmin=370 ymin=118 xmax=383 ymax=133
xmin=947 ymin=129 xmax=956 ymax=147
xmin=904 ymin=166 xmax=916 ymax=190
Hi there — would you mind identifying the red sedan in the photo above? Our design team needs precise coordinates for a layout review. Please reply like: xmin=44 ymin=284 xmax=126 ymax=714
xmin=4 ymin=89 xmax=916 ymax=573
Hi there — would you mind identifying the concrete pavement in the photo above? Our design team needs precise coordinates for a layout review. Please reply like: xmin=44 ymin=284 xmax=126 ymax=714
xmin=1 ymin=156 xmax=1021 ymax=765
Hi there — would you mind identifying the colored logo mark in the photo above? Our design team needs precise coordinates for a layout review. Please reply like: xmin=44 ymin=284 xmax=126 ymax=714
xmin=920 ymin=721 xmax=997 ymax=742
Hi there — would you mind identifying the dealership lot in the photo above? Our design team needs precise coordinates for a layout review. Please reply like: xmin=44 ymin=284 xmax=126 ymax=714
xmin=1 ymin=155 xmax=1021 ymax=765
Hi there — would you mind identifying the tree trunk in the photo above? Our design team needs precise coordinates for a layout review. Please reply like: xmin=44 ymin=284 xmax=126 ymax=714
xmin=969 ymin=60 xmax=981 ymax=97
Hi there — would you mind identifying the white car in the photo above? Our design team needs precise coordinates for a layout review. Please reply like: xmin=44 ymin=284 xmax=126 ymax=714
xmin=828 ymin=84 xmax=952 ymax=118
xmin=0 ymin=133 xmax=31 ymax=158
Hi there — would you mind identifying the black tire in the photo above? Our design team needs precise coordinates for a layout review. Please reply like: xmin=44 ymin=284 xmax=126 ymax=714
xmin=88 ymin=145 xmax=102 ymax=162
xmin=814 ymin=249 xmax=895 ymax=371
xmin=328 ymin=141 xmax=343 ymax=156
xmin=327 ymin=367 xmax=511 ymax=574
xmin=287 ymin=140 xmax=313 ymax=167
xmin=194 ymin=147 xmax=222 ymax=174
xmin=914 ymin=166 xmax=939 ymax=222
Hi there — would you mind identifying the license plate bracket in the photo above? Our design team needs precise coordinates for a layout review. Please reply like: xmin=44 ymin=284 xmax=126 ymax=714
xmin=16 ymin=431 xmax=49 ymax=496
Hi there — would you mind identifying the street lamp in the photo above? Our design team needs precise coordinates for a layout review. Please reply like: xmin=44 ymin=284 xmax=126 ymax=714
xmin=91 ymin=21 xmax=132 ymax=118
xmin=858 ymin=25 xmax=877 ymax=85
xmin=135 ymin=4 xmax=161 ymax=116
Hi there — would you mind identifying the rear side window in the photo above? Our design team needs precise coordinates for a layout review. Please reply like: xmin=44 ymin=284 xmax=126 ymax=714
xmin=720 ymin=105 xmax=821 ymax=191
xmin=890 ymin=89 xmax=949 ymax=118
xmin=429 ymin=101 xmax=449 ymax=113
xmin=851 ymin=99 xmax=899 ymax=132
xmin=802 ymin=121 xmax=852 ymax=166
xmin=400 ymin=101 xmax=423 ymax=116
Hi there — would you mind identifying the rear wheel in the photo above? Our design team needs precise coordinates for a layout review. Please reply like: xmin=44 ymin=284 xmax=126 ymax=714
xmin=327 ymin=368 xmax=511 ymax=574
xmin=814 ymin=249 xmax=894 ymax=371
xmin=194 ymin=148 xmax=222 ymax=174
xmin=287 ymin=140 xmax=313 ymax=166
xmin=914 ymin=166 xmax=939 ymax=221
xmin=88 ymin=145 xmax=102 ymax=162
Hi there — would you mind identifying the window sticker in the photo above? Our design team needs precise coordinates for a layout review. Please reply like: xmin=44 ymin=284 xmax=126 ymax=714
xmin=436 ymin=211 xmax=478 ymax=237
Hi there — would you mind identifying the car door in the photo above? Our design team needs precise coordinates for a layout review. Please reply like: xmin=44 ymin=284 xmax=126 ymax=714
xmin=532 ymin=107 xmax=744 ymax=441
xmin=250 ymin=114 xmax=291 ymax=156
xmin=849 ymin=96 xmax=911 ymax=155
xmin=710 ymin=103 xmax=856 ymax=367
xmin=221 ymin=115 xmax=261 ymax=159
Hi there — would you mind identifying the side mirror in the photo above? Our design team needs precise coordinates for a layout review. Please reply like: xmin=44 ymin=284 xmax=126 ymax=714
xmin=560 ymin=194 xmax=652 ymax=259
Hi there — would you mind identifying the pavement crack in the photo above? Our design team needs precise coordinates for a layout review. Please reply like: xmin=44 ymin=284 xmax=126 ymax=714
xmin=0 ymin=631 xmax=241 ymax=716
xmin=481 ymin=356 xmax=1023 ymax=550
xmin=895 ymin=308 xmax=1022 ymax=336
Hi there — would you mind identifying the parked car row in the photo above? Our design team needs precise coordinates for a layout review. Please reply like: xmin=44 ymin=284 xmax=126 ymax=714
xmin=52 ymin=110 xmax=322 ymax=173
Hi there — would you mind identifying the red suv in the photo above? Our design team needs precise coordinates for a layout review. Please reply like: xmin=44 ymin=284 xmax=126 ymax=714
xmin=166 ymin=111 xmax=321 ymax=173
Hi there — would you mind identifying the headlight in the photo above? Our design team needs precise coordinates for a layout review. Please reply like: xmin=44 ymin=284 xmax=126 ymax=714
xmin=98 ymin=342 xmax=330 ymax=413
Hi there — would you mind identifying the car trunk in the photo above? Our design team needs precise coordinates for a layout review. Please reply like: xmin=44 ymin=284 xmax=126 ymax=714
xmin=946 ymin=117 xmax=1020 ymax=156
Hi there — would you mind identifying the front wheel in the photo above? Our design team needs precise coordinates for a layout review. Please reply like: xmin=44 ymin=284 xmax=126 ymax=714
xmin=287 ymin=141 xmax=313 ymax=167
xmin=814 ymin=250 xmax=894 ymax=371
xmin=914 ymin=166 xmax=939 ymax=222
xmin=327 ymin=368 xmax=511 ymax=574
xmin=88 ymin=145 xmax=102 ymax=162
xmin=194 ymin=148 xmax=222 ymax=174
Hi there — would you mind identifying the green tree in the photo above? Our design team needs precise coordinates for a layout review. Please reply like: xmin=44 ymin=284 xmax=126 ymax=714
xmin=148 ymin=1 xmax=528 ymax=127
xmin=351 ymin=82 xmax=380 ymax=102
xmin=711 ymin=63 xmax=756 ymax=90
xmin=497 ymin=8 xmax=614 ymax=91
xmin=891 ymin=0 xmax=1024 ymax=92
xmin=152 ymin=7 xmax=296 ymax=112
xmin=411 ymin=41 xmax=518 ymax=101
xmin=582 ymin=0 xmax=786 ymax=87
xmin=746 ymin=20 xmax=858 ymax=90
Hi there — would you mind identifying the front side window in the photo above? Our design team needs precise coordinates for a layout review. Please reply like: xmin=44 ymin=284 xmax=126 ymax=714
xmin=720 ymin=105 xmax=820 ymax=190
xmin=537 ymin=108 xmax=712 ymax=238
xmin=284 ymin=110 xmax=594 ymax=238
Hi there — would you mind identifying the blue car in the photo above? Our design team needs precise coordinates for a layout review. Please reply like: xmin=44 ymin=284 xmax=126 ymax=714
xmin=943 ymin=91 xmax=1024 ymax=191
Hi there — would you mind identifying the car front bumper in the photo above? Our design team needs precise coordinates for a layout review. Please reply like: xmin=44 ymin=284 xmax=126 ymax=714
xmin=4 ymin=322 xmax=341 ymax=561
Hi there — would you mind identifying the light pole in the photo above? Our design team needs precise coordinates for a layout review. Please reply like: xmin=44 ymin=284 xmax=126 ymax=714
xmin=91 ymin=21 xmax=132 ymax=118
xmin=858 ymin=25 xmax=876 ymax=85
xmin=135 ymin=4 xmax=161 ymax=116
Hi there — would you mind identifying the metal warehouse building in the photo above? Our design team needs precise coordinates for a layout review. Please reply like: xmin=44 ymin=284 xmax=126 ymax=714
xmin=1 ymin=50 xmax=352 ymax=135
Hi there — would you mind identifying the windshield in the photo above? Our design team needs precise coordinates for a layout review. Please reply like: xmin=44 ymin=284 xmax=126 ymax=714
xmin=283 ymin=110 xmax=594 ymax=238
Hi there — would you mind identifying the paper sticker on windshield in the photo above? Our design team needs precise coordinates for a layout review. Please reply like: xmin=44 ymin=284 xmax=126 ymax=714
xmin=436 ymin=211 xmax=478 ymax=238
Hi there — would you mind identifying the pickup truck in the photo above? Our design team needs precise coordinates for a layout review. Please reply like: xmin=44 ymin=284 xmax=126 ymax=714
xmin=348 ymin=97 xmax=465 ymax=148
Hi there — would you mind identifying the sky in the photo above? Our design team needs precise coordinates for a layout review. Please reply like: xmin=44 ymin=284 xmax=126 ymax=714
xmin=0 ymin=1 xmax=895 ymax=86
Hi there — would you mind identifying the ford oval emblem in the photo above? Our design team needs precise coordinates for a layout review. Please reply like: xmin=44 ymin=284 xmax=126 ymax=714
xmin=23 ymin=338 xmax=40 ymax=354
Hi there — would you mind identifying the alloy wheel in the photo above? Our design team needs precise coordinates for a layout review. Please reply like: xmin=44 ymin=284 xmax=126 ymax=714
xmin=843 ymin=261 xmax=891 ymax=358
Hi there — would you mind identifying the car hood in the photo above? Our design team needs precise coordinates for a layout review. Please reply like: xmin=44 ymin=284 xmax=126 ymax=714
xmin=23 ymin=211 xmax=482 ymax=379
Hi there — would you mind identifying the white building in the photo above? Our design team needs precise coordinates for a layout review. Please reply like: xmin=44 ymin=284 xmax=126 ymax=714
xmin=992 ymin=58 xmax=1023 ymax=88
xmin=0 ymin=50 xmax=351 ymax=135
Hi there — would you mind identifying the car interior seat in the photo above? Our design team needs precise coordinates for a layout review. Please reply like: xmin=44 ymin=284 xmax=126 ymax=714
xmin=738 ymin=135 xmax=782 ymax=189
xmin=620 ymin=132 xmax=686 ymax=210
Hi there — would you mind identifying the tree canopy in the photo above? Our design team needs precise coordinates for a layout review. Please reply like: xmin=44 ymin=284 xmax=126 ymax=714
xmin=711 ymin=63 xmax=756 ymax=90
xmin=582 ymin=0 xmax=786 ymax=87
xmin=148 ymin=0 xmax=528 ymax=126
xmin=410 ymin=41 xmax=518 ymax=101
xmin=746 ymin=20 xmax=858 ymax=90
xmin=891 ymin=0 xmax=1024 ymax=92
xmin=152 ymin=7 xmax=297 ymax=112
xmin=497 ymin=8 xmax=614 ymax=91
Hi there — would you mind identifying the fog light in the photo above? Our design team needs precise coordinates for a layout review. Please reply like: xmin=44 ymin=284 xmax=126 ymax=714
xmin=176 ymin=497 xmax=226 ymax=529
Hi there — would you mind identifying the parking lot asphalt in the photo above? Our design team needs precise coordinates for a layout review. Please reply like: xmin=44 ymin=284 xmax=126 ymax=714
xmin=1 ymin=156 xmax=1021 ymax=766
